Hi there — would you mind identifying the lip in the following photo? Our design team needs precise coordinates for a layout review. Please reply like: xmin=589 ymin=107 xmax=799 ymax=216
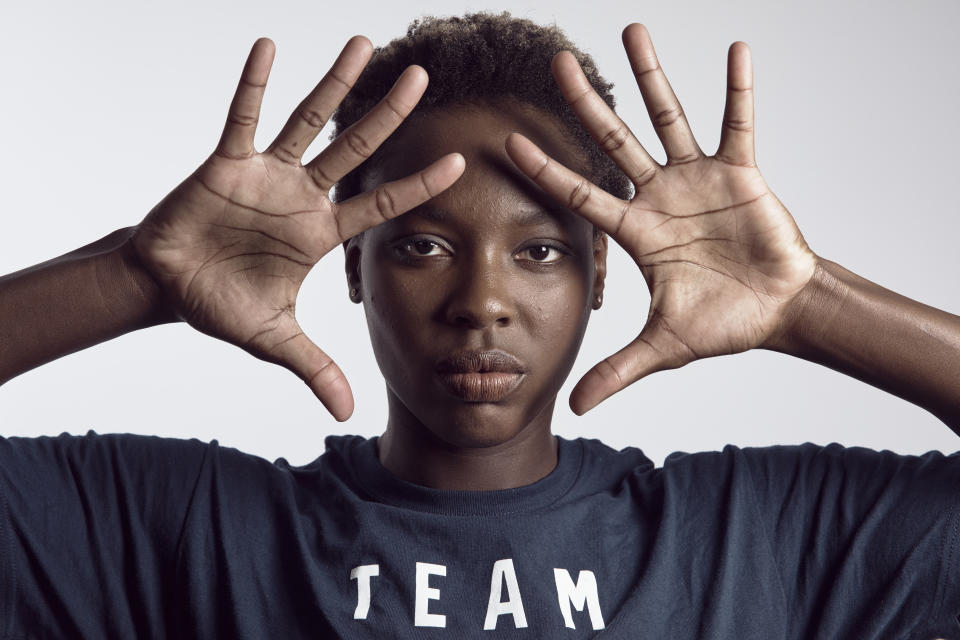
xmin=435 ymin=350 xmax=526 ymax=402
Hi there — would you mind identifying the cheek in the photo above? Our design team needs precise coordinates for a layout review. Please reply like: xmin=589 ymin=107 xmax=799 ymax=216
xmin=517 ymin=262 xmax=594 ymax=369
xmin=359 ymin=253 xmax=442 ymax=372
xmin=531 ymin=256 xmax=593 ymax=323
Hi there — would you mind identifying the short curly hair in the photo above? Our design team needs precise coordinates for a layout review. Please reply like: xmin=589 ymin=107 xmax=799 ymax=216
xmin=330 ymin=11 xmax=632 ymax=206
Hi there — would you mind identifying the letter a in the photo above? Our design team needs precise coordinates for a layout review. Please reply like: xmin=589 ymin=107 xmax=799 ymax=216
xmin=553 ymin=568 xmax=605 ymax=630
xmin=483 ymin=558 xmax=528 ymax=630
xmin=350 ymin=564 xmax=379 ymax=620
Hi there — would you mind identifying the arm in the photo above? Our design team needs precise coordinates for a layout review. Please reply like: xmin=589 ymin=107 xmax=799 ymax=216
xmin=505 ymin=24 xmax=960 ymax=431
xmin=765 ymin=258 xmax=960 ymax=431
xmin=0 ymin=227 xmax=173 ymax=386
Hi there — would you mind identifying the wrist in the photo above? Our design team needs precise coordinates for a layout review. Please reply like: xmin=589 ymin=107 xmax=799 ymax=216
xmin=100 ymin=227 xmax=179 ymax=327
xmin=761 ymin=256 xmax=847 ymax=357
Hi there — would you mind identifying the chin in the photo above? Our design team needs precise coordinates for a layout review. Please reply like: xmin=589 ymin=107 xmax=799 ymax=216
xmin=420 ymin=401 xmax=548 ymax=451
xmin=435 ymin=427 xmax=521 ymax=450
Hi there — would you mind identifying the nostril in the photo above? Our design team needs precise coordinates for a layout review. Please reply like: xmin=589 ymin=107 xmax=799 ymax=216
xmin=449 ymin=312 xmax=510 ymax=329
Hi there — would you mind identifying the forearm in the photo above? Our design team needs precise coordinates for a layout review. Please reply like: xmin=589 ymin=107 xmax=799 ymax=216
xmin=0 ymin=227 xmax=177 ymax=385
xmin=765 ymin=257 xmax=960 ymax=432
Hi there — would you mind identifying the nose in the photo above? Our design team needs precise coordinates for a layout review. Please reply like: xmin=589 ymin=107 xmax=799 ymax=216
xmin=443 ymin=253 xmax=515 ymax=330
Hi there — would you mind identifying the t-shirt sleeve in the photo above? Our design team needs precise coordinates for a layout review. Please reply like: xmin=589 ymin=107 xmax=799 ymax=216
xmin=739 ymin=442 xmax=960 ymax=638
xmin=0 ymin=429 xmax=211 ymax=638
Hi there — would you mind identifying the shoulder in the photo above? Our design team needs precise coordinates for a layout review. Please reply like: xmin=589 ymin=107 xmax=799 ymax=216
xmin=0 ymin=429 xmax=215 ymax=490
xmin=661 ymin=441 xmax=960 ymax=484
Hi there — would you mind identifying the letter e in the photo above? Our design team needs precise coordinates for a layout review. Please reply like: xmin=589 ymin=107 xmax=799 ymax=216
xmin=415 ymin=562 xmax=447 ymax=627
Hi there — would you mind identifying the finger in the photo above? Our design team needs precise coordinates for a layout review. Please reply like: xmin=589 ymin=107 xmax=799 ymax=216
xmin=333 ymin=152 xmax=465 ymax=241
xmin=267 ymin=35 xmax=373 ymax=166
xmin=622 ymin=23 xmax=703 ymax=165
xmin=569 ymin=316 xmax=692 ymax=415
xmin=505 ymin=133 xmax=631 ymax=238
xmin=216 ymin=38 xmax=276 ymax=160
xmin=306 ymin=65 xmax=429 ymax=192
xmin=715 ymin=41 xmax=756 ymax=168
xmin=551 ymin=51 xmax=660 ymax=188
xmin=267 ymin=326 xmax=355 ymax=421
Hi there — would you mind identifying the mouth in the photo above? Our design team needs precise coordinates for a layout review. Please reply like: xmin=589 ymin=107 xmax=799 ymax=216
xmin=435 ymin=349 xmax=526 ymax=402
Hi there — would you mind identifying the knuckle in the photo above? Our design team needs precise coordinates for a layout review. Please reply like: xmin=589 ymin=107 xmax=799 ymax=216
xmin=634 ymin=57 xmax=661 ymax=77
xmin=215 ymin=147 xmax=254 ymax=161
xmin=566 ymin=85 xmax=593 ymax=107
xmin=598 ymin=357 xmax=626 ymax=386
xmin=599 ymin=124 xmax=629 ymax=153
xmin=239 ymin=77 xmax=267 ymax=89
xmin=344 ymin=129 xmax=374 ymax=160
xmin=722 ymin=117 xmax=754 ymax=133
xmin=326 ymin=70 xmax=352 ymax=91
xmin=381 ymin=96 xmax=409 ymax=122
xmin=374 ymin=187 xmax=398 ymax=221
xmin=297 ymin=106 xmax=327 ymax=129
xmin=310 ymin=163 xmax=338 ymax=190
xmin=568 ymin=179 xmax=592 ymax=211
xmin=418 ymin=171 xmax=436 ymax=199
xmin=631 ymin=165 xmax=658 ymax=188
xmin=666 ymin=151 xmax=702 ymax=166
xmin=613 ymin=201 xmax=631 ymax=237
xmin=307 ymin=357 xmax=339 ymax=387
xmin=651 ymin=105 xmax=684 ymax=129
xmin=714 ymin=152 xmax=756 ymax=169
xmin=530 ymin=156 xmax=550 ymax=182
xmin=271 ymin=144 xmax=301 ymax=166
xmin=227 ymin=112 xmax=258 ymax=128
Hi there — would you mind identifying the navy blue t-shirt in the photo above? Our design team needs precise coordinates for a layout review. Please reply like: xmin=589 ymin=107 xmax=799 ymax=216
xmin=2 ymin=430 xmax=960 ymax=638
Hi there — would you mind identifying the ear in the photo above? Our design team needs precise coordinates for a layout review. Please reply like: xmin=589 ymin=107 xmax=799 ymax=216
xmin=344 ymin=235 xmax=364 ymax=304
xmin=592 ymin=232 xmax=607 ymax=310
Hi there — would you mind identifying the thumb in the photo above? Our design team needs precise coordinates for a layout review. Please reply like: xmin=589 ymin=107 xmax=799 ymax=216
xmin=257 ymin=323 xmax=355 ymax=422
xmin=569 ymin=315 xmax=692 ymax=415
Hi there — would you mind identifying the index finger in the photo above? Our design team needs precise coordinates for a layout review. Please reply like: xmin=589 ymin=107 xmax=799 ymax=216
xmin=333 ymin=152 xmax=466 ymax=241
xmin=505 ymin=133 xmax=632 ymax=238
xmin=551 ymin=51 xmax=660 ymax=188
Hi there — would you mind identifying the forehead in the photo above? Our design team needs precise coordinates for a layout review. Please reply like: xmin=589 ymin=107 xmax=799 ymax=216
xmin=361 ymin=101 xmax=592 ymax=230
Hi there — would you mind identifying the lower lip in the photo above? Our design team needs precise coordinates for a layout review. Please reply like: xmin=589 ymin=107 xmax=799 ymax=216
xmin=435 ymin=372 xmax=525 ymax=402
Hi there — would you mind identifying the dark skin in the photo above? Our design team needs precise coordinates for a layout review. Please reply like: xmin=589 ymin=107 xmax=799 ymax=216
xmin=1 ymin=26 xmax=959 ymax=493
xmin=347 ymin=103 xmax=607 ymax=490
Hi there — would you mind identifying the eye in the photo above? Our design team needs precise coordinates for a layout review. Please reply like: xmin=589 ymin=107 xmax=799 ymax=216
xmin=395 ymin=237 xmax=450 ymax=258
xmin=516 ymin=244 xmax=566 ymax=263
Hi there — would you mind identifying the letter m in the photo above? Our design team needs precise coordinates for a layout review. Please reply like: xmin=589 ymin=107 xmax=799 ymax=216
xmin=553 ymin=568 xmax=605 ymax=630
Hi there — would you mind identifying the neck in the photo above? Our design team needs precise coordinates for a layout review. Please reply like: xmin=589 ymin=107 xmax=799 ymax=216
xmin=377 ymin=396 xmax=559 ymax=491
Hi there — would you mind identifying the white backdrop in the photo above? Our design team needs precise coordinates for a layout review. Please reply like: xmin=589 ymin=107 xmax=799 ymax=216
xmin=1 ymin=0 xmax=958 ymax=467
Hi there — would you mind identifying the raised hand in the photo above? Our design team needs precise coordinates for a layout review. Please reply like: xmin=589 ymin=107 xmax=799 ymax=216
xmin=128 ymin=37 xmax=464 ymax=421
xmin=505 ymin=23 xmax=818 ymax=415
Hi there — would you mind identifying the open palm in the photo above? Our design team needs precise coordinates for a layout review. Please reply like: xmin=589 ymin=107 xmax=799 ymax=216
xmin=129 ymin=37 xmax=463 ymax=420
xmin=506 ymin=24 xmax=817 ymax=414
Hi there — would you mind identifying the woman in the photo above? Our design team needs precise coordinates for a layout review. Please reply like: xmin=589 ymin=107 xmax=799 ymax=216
xmin=1 ymin=12 xmax=959 ymax=638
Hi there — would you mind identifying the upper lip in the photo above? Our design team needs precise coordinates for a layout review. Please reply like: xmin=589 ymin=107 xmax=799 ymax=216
xmin=435 ymin=349 xmax=526 ymax=374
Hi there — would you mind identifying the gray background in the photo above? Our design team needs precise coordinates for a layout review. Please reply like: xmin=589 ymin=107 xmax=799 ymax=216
xmin=1 ymin=0 xmax=958 ymax=466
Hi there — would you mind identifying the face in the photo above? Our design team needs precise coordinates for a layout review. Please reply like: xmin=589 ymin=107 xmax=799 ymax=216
xmin=346 ymin=101 xmax=607 ymax=449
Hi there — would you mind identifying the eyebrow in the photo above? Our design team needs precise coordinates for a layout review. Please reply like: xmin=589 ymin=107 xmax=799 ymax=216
xmin=411 ymin=207 xmax=560 ymax=226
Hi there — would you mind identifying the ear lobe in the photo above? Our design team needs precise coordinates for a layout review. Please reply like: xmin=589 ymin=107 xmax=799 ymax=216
xmin=344 ymin=236 xmax=363 ymax=304
xmin=592 ymin=232 xmax=608 ymax=310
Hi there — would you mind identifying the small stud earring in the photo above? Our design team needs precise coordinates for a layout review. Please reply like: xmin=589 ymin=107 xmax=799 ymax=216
xmin=594 ymin=294 xmax=603 ymax=308
xmin=349 ymin=287 xmax=360 ymax=302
